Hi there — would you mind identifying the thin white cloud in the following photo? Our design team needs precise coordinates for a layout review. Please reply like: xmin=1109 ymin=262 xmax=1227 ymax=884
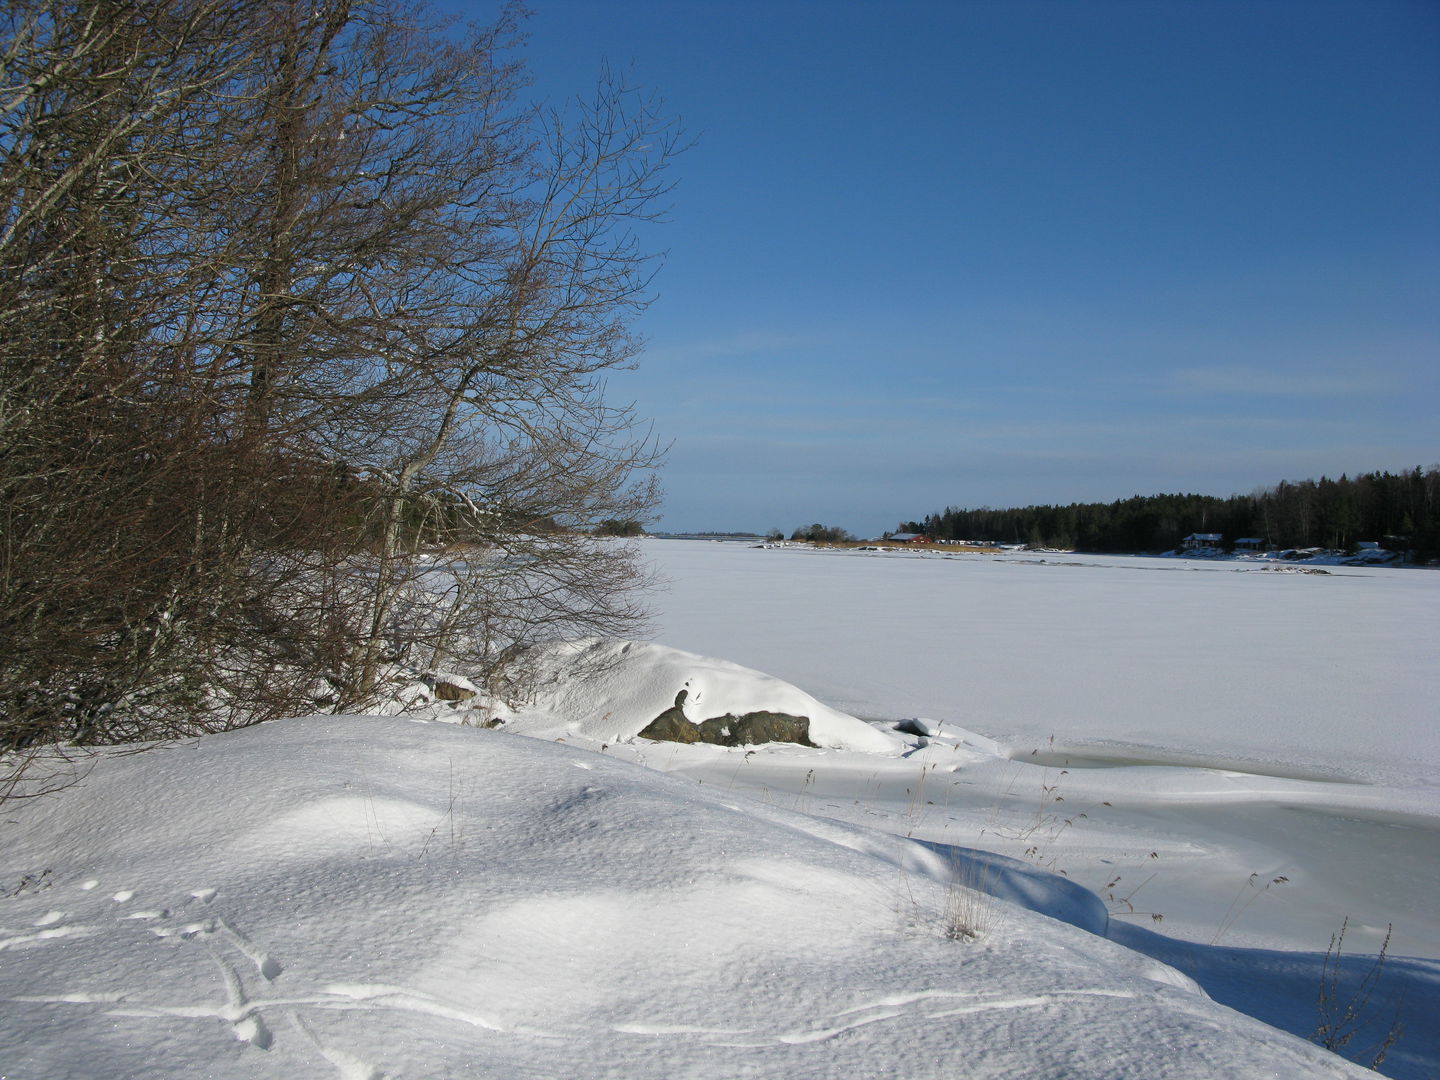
xmin=1167 ymin=365 xmax=1393 ymax=397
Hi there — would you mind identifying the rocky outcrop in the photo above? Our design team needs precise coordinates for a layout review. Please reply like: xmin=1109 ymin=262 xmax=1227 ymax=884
xmin=637 ymin=690 xmax=704 ymax=743
xmin=638 ymin=689 xmax=816 ymax=748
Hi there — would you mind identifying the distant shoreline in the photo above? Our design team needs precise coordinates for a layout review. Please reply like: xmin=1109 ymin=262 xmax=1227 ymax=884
xmin=645 ymin=534 xmax=1431 ymax=568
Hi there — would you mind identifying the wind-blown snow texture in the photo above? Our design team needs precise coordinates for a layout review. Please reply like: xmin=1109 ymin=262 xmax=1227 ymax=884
xmin=0 ymin=718 xmax=1377 ymax=1079
xmin=2 ymin=539 xmax=1435 ymax=1078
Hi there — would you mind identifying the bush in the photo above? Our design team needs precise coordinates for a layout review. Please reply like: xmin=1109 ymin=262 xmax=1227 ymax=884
xmin=791 ymin=523 xmax=854 ymax=543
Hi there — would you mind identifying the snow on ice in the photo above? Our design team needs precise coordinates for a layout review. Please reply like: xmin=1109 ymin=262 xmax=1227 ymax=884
xmin=1 ymin=539 xmax=1436 ymax=1078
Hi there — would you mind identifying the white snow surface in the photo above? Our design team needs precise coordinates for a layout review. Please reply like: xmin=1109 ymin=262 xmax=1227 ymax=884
xmin=497 ymin=636 xmax=899 ymax=752
xmin=0 ymin=717 xmax=1378 ymax=1080
xmin=631 ymin=543 xmax=1440 ymax=957
xmin=640 ymin=541 xmax=1440 ymax=790
xmin=3 ymin=538 xmax=1437 ymax=1078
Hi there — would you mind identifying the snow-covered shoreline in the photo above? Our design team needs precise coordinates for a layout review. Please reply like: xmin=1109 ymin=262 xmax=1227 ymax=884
xmin=642 ymin=539 xmax=1440 ymax=788
xmin=3 ymin=538 xmax=1436 ymax=1078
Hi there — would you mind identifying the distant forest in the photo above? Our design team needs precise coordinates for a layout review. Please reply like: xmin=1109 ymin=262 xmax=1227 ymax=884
xmin=900 ymin=467 xmax=1440 ymax=559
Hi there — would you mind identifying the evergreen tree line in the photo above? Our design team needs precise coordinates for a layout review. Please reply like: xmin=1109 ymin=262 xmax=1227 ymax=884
xmin=0 ymin=0 xmax=674 ymax=754
xmin=900 ymin=467 xmax=1440 ymax=559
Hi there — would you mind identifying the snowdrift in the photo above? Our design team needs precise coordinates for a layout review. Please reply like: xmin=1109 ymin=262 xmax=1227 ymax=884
xmin=0 ymin=716 xmax=1371 ymax=1079
xmin=499 ymin=637 xmax=901 ymax=753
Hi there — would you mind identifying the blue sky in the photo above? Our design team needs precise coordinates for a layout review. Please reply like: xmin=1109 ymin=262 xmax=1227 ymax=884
xmin=457 ymin=0 xmax=1437 ymax=537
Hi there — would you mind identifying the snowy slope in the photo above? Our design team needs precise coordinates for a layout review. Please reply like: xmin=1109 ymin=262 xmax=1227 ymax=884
xmin=496 ymin=636 xmax=900 ymax=752
xmin=4 ymin=539 xmax=1434 ymax=1077
xmin=0 ymin=717 xmax=1373 ymax=1080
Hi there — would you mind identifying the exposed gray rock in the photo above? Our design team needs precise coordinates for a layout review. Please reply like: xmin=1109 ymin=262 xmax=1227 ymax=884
xmin=696 ymin=716 xmax=732 ymax=743
xmin=638 ymin=689 xmax=816 ymax=748
xmin=718 ymin=711 xmax=816 ymax=747
xmin=637 ymin=689 xmax=702 ymax=743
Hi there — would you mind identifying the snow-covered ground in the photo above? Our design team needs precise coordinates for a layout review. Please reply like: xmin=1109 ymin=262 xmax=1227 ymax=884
xmin=643 ymin=541 xmax=1438 ymax=790
xmin=634 ymin=540 xmax=1440 ymax=1072
xmin=2 ymin=538 xmax=1436 ymax=1078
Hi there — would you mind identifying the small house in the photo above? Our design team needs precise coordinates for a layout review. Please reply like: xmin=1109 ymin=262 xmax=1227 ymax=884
xmin=1233 ymin=537 xmax=1264 ymax=552
xmin=1181 ymin=533 xmax=1224 ymax=551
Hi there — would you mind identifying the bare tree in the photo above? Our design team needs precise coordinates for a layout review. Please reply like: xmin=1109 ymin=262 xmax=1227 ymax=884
xmin=0 ymin=0 xmax=272 ymax=746
xmin=0 ymin=0 xmax=675 ymax=753
xmin=189 ymin=1 xmax=675 ymax=706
